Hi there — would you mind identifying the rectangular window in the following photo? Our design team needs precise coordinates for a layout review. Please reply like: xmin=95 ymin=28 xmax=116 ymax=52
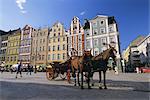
xmin=58 ymin=45 xmax=60 ymax=51
xmin=11 ymin=57 xmax=13 ymax=61
xmin=57 ymin=54 xmax=60 ymax=60
xmin=109 ymin=36 xmax=115 ymax=43
xmin=94 ymin=39 xmax=98 ymax=46
xmin=63 ymin=44 xmax=65 ymax=50
xmin=42 ymin=55 xmax=44 ymax=60
xmin=63 ymin=53 xmax=65 ymax=59
xmin=109 ymin=27 xmax=113 ymax=32
xmin=58 ymin=38 xmax=60 ymax=42
xmin=63 ymin=37 xmax=65 ymax=41
xmin=58 ymin=33 xmax=60 ymax=36
xmin=79 ymin=35 xmax=82 ymax=41
xmin=100 ymin=28 xmax=105 ymax=34
xmin=53 ymin=46 xmax=55 ymax=51
xmin=48 ymin=54 xmax=50 ymax=60
xmin=86 ymin=40 xmax=90 ymax=48
xmin=43 ymin=39 xmax=45 ymax=43
xmin=7 ymin=57 xmax=9 ymax=62
xmin=101 ymin=38 xmax=107 ymax=45
xmin=39 ymin=55 xmax=41 ymax=60
xmin=52 ymin=54 xmax=55 ymax=60
xmin=53 ymin=39 xmax=55 ymax=42
xmin=43 ymin=46 xmax=45 ymax=51
xmin=79 ymin=43 xmax=82 ymax=50
xmin=93 ymin=29 xmax=98 ymax=35
xmin=48 ymin=46 xmax=50 ymax=51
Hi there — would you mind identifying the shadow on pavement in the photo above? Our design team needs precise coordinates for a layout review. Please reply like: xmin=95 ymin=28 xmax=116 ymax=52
xmin=0 ymin=80 xmax=149 ymax=100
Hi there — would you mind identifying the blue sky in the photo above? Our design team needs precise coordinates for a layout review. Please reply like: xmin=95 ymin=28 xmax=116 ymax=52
xmin=0 ymin=0 xmax=149 ymax=51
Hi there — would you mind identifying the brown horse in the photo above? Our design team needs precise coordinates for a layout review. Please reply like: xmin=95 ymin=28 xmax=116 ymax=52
xmin=90 ymin=46 xmax=117 ymax=89
xmin=71 ymin=50 xmax=92 ymax=89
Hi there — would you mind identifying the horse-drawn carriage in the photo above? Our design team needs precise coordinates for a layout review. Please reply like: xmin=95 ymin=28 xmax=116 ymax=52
xmin=46 ymin=61 xmax=71 ymax=82
xmin=46 ymin=45 xmax=117 ymax=89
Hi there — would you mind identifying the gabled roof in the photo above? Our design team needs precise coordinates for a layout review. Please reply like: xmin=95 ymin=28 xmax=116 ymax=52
xmin=89 ymin=15 xmax=108 ymax=21
xmin=83 ymin=19 xmax=90 ymax=30
xmin=0 ymin=30 xmax=7 ymax=35
xmin=52 ymin=21 xmax=63 ymax=27
xmin=108 ymin=16 xmax=117 ymax=24
xmin=137 ymin=34 xmax=150 ymax=46
xmin=130 ymin=35 xmax=145 ymax=47
xmin=22 ymin=24 xmax=33 ymax=30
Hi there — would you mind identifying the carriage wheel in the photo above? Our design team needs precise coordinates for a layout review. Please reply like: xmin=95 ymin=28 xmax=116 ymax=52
xmin=60 ymin=72 xmax=66 ymax=80
xmin=46 ymin=68 xmax=54 ymax=80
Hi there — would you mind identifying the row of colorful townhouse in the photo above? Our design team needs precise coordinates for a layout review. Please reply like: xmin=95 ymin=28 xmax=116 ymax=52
xmin=0 ymin=15 xmax=122 ymax=71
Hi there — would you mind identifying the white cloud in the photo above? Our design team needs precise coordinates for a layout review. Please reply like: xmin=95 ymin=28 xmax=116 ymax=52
xmin=16 ymin=0 xmax=27 ymax=14
xmin=21 ymin=10 xmax=27 ymax=14
xmin=16 ymin=0 xmax=26 ymax=10
xmin=80 ymin=11 xmax=85 ymax=16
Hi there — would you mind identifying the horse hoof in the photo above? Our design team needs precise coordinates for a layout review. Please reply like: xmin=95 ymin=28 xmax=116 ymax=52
xmin=88 ymin=86 xmax=92 ymax=89
xmin=99 ymin=87 xmax=103 ymax=89
xmin=78 ymin=84 xmax=80 ymax=86
xmin=104 ymin=87 xmax=107 ymax=89
xmin=81 ymin=86 xmax=84 ymax=89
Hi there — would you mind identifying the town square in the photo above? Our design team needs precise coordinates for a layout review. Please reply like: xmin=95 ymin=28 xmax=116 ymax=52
xmin=0 ymin=0 xmax=149 ymax=100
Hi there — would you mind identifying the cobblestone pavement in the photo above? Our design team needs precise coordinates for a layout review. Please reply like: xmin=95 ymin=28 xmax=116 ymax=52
xmin=0 ymin=72 xmax=149 ymax=100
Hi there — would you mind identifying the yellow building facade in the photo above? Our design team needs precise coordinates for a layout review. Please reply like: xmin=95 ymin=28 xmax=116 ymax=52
xmin=6 ymin=28 xmax=21 ymax=67
xmin=48 ymin=22 xmax=68 ymax=63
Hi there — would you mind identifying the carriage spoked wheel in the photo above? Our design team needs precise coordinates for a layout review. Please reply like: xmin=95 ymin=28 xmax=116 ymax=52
xmin=59 ymin=72 xmax=66 ymax=80
xmin=46 ymin=68 xmax=54 ymax=80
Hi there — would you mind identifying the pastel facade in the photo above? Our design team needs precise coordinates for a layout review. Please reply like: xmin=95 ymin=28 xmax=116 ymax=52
xmin=6 ymin=29 xmax=21 ymax=67
xmin=122 ymin=34 xmax=150 ymax=72
xmin=31 ymin=28 xmax=48 ymax=67
xmin=19 ymin=25 xmax=35 ymax=68
xmin=68 ymin=16 xmax=84 ymax=56
xmin=48 ymin=22 xmax=68 ymax=63
xmin=0 ymin=30 xmax=9 ymax=64
xmin=84 ymin=15 xmax=122 ymax=71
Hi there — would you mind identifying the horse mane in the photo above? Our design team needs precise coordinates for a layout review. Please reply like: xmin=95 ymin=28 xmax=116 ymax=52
xmin=92 ymin=48 xmax=111 ymax=60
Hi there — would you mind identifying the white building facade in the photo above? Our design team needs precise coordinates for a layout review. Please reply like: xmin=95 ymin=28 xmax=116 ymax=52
xmin=84 ymin=15 xmax=122 ymax=71
xmin=137 ymin=34 xmax=150 ymax=66
xmin=68 ymin=16 xmax=84 ymax=57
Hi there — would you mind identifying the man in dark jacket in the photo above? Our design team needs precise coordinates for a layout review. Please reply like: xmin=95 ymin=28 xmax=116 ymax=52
xmin=26 ymin=64 xmax=33 ymax=75
xmin=16 ymin=62 xmax=22 ymax=78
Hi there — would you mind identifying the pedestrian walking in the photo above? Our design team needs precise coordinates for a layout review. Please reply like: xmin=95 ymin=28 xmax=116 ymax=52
xmin=1 ymin=66 xmax=4 ymax=74
xmin=15 ymin=61 xmax=22 ymax=78
xmin=26 ymin=64 xmax=33 ymax=75
xmin=34 ymin=65 xmax=37 ymax=73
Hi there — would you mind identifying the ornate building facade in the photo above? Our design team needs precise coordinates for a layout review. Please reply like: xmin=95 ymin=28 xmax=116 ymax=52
xmin=31 ymin=27 xmax=49 ymax=67
xmin=84 ymin=15 xmax=122 ymax=71
xmin=68 ymin=16 xmax=84 ymax=56
xmin=47 ymin=22 xmax=68 ymax=63
xmin=19 ymin=25 xmax=35 ymax=68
